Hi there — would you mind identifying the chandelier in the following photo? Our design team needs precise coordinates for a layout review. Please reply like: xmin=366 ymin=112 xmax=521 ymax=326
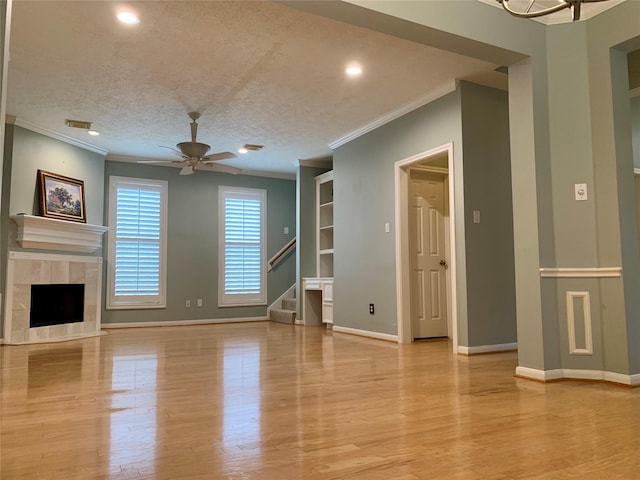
xmin=498 ymin=0 xmax=609 ymax=22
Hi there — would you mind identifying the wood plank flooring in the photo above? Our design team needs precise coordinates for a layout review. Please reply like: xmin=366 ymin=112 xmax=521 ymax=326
xmin=2 ymin=322 xmax=640 ymax=479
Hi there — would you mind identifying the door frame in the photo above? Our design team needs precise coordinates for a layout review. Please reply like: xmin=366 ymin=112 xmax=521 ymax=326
xmin=395 ymin=142 xmax=458 ymax=352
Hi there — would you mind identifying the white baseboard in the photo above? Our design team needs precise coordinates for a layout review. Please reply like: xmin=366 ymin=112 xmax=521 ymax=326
xmin=458 ymin=342 xmax=517 ymax=355
xmin=332 ymin=325 xmax=398 ymax=342
xmin=516 ymin=366 xmax=640 ymax=386
xmin=104 ymin=316 xmax=268 ymax=329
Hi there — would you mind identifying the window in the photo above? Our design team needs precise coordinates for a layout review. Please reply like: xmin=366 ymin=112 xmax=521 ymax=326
xmin=218 ymin=186 xmax=266 ymax=306
xmin=107 ymin=176 xmax=167 ymax=309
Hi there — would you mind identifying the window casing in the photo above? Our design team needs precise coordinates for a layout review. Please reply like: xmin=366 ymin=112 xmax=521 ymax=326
xmin=218 ymin=186 xmax=266 ymax=306
xmin=107 ymin=176 xmax=167 ymax=309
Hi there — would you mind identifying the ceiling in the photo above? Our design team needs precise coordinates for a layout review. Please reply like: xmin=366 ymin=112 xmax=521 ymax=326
xmin=5 ymin=1 xmax=630 ymax=178
xmin=5 ymin=1 xmax=509 ymax=177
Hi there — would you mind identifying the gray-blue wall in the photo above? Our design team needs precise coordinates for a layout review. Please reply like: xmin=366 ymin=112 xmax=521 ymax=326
xmin=333 ymin=89 xmax=465 ymax=337
xmin=333 ymin=83 xmax=516 ymax=347
xmin=460 ymin=81 xmax=516 ymax=346
xmin=101 ymin=161 xmax=296 ymax=325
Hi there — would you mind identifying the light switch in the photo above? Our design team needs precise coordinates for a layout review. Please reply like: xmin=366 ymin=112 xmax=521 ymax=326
xmin=384 ymin=222 xmax=390 ymax=233
xmin=473 ymin=210 xmax=481 ymax=224
xmin=575 ymin=183 xmax=588 ymax=201
xmin=284 ymin=226 xmax=289 ymax=234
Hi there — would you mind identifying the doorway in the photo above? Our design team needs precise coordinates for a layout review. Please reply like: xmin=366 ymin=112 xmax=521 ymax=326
xmin=394 ymin=143 xmax=457 ymax=351
xmin=409 ymin=169 xmax=449 ymax=339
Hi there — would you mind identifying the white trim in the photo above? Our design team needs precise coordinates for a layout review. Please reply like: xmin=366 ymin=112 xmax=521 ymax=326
xmin=8 ymin=250 xmax=102 ymax=263
xmin=104 ymin=317 xmax=268 ymax=328
xmin=515 ymin=366 xmax=563 ymax=381
xmin=6 ymin=116 xmax=108 ymax=155
xmin=218 ymin=185 xmax=267 ymax=307
xmin=630 ymin=87 xmax=640 ymax=99
xmin=332 ymin=325 xmax=398 ymax=342
xmin=516 ymin=367 xmax=640 ymax=386
xmin=395 ymin=143 xmax=458 ymax=353
xmin=539 ymin=267 xmax=622 ymax=278
xmin=604 ymin=371 xmax=640 ymax=386
xmin=11 ymin=214 xmax=109 ymax=253
xmin=107 ymin=176 xmax=168 ymax=309
xmin=329 ymin=80 xmax=457 ymax=149
xmin=457 ymin=342 xmax=517 ymax=355
xmin=566 ymin=291 xmax=593 ymax=355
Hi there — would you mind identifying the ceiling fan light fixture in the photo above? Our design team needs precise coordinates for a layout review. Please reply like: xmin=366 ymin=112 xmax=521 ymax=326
xmin=496 ymin=0 xmax=609 ymax=21
xmin=177 ymin=141 xmax=210 ymax=159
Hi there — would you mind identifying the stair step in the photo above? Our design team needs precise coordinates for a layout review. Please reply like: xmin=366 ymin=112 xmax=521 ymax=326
xmin=282 ymin=297 xmax=297 ymax=311
xmin=270 ymin=308 xmax=296 ymax=325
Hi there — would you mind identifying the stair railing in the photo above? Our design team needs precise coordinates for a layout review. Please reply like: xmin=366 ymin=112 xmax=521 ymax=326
xmin=268 ymin=236 xmax=296 ymax=272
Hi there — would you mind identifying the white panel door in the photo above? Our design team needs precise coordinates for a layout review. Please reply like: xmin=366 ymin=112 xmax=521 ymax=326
xmin=409 ymin=172 xmax=448 ymax=338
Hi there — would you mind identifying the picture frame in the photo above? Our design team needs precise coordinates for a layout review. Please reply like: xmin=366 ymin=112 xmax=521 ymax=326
xmin=37 ymin=170 xmax=86 ymax=223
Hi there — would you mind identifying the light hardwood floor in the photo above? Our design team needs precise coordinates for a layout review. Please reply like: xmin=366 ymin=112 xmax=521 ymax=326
xmin=2 ymin=322 xmax=640 ymax=479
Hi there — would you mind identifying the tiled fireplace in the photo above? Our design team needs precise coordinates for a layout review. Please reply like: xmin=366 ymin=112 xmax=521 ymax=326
xmin=4 ymin=215 xmax=108 ymax=344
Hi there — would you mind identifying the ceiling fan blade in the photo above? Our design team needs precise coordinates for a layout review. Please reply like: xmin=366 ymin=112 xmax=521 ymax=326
xmin=137 ymin=159 xmax=185 ymax=164
xmin=159 ymin=145 xmax=186 ymax=158
xmin=179 ymin=165 xmax=194 ymax=175
xmin=202 ymin=151 xmax=237 ymax=162
xmin=200 ymin=162 xmax=242 ymax=175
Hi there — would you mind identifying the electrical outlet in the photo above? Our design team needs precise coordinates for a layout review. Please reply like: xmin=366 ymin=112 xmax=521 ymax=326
xmin=369 ymin=303 xmax=374 ymax=315
xmin=185 ymin=299 xmax=191 ymax=308
xmin=197 ymin=299 xmax=203 ymax=307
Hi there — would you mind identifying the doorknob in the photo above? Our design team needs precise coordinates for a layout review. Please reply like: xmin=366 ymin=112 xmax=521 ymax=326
xmin=439 ymin=259 xmax=447 ymax=268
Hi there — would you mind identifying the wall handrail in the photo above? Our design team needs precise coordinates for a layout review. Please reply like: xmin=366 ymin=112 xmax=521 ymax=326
xmin=268 ymin=237 xmax=296 ymax=272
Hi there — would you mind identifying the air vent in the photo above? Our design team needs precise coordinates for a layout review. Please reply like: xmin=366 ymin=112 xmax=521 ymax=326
xmin=243 ymin=144 xmax=264 ymax=151
xmin=65 ymin=119 xmax=92 ymax=129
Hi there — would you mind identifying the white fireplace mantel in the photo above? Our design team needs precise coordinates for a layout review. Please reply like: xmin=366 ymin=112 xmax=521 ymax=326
xmin=11 ymin=214 xmax=109 ymax=253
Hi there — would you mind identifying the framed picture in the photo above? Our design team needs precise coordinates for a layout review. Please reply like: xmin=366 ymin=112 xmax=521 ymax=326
xmin=37 ymin=170 xmax=86 ymax=223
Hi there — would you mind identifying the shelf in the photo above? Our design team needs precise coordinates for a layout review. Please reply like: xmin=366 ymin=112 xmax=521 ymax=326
xmin=11 ymin=214 xmax=109 ymax=253
xmin=319 ymin=249 xmax=334 ymax=255
xmin=319 ymin=201 xmax=334 ymax=208
xmin=319 ymin=225 xmax=334 ymax=231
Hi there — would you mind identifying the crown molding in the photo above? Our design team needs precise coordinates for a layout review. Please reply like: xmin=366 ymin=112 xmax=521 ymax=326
xmin=329 ymin=79 xmax=458 ymax=150
xmin=6 ymin=115 xmax=108 ymax=155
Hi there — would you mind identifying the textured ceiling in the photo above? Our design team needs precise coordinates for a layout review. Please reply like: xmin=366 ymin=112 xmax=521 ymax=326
xmin=7 ymin=1 xmax=501 ymax=177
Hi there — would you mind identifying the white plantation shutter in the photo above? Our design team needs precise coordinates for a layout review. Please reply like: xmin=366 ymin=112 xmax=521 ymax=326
xmin=107 ymin=177 xmax=167 ymax=309
xmin=219 ymin=186 xmax=266 ymax=306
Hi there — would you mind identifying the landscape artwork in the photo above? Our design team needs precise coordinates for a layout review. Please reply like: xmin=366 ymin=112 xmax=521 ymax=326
xmin=37 ymin=170 xmax=86 ymax=223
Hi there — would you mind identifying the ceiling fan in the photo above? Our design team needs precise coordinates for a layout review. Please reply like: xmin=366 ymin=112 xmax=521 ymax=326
xmin=138 ymin=112 xmax=240 ymax=175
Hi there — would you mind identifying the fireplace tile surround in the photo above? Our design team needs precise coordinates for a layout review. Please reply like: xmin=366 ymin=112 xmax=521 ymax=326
xmin=3 ymin=216 xmax=107 ymax=344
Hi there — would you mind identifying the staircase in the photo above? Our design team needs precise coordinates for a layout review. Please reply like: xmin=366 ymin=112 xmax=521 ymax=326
xmin=268 ymin=286 xmax=297 ymax=324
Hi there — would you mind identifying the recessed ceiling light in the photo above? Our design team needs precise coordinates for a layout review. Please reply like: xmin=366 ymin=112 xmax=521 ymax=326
xmin=87 ymin=130 xmax=100 ymax=136
xmin=238 ymin=147 xmax=248 ymax=154
xmin=346 ymin=65 xmax=362 ymax=77
xmin=117 ymin=11 xmax=139 ymax=25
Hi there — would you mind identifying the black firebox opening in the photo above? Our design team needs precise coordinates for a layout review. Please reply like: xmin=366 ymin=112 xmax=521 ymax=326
xmin=30 ymin=284 xmax=85 ymax=328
